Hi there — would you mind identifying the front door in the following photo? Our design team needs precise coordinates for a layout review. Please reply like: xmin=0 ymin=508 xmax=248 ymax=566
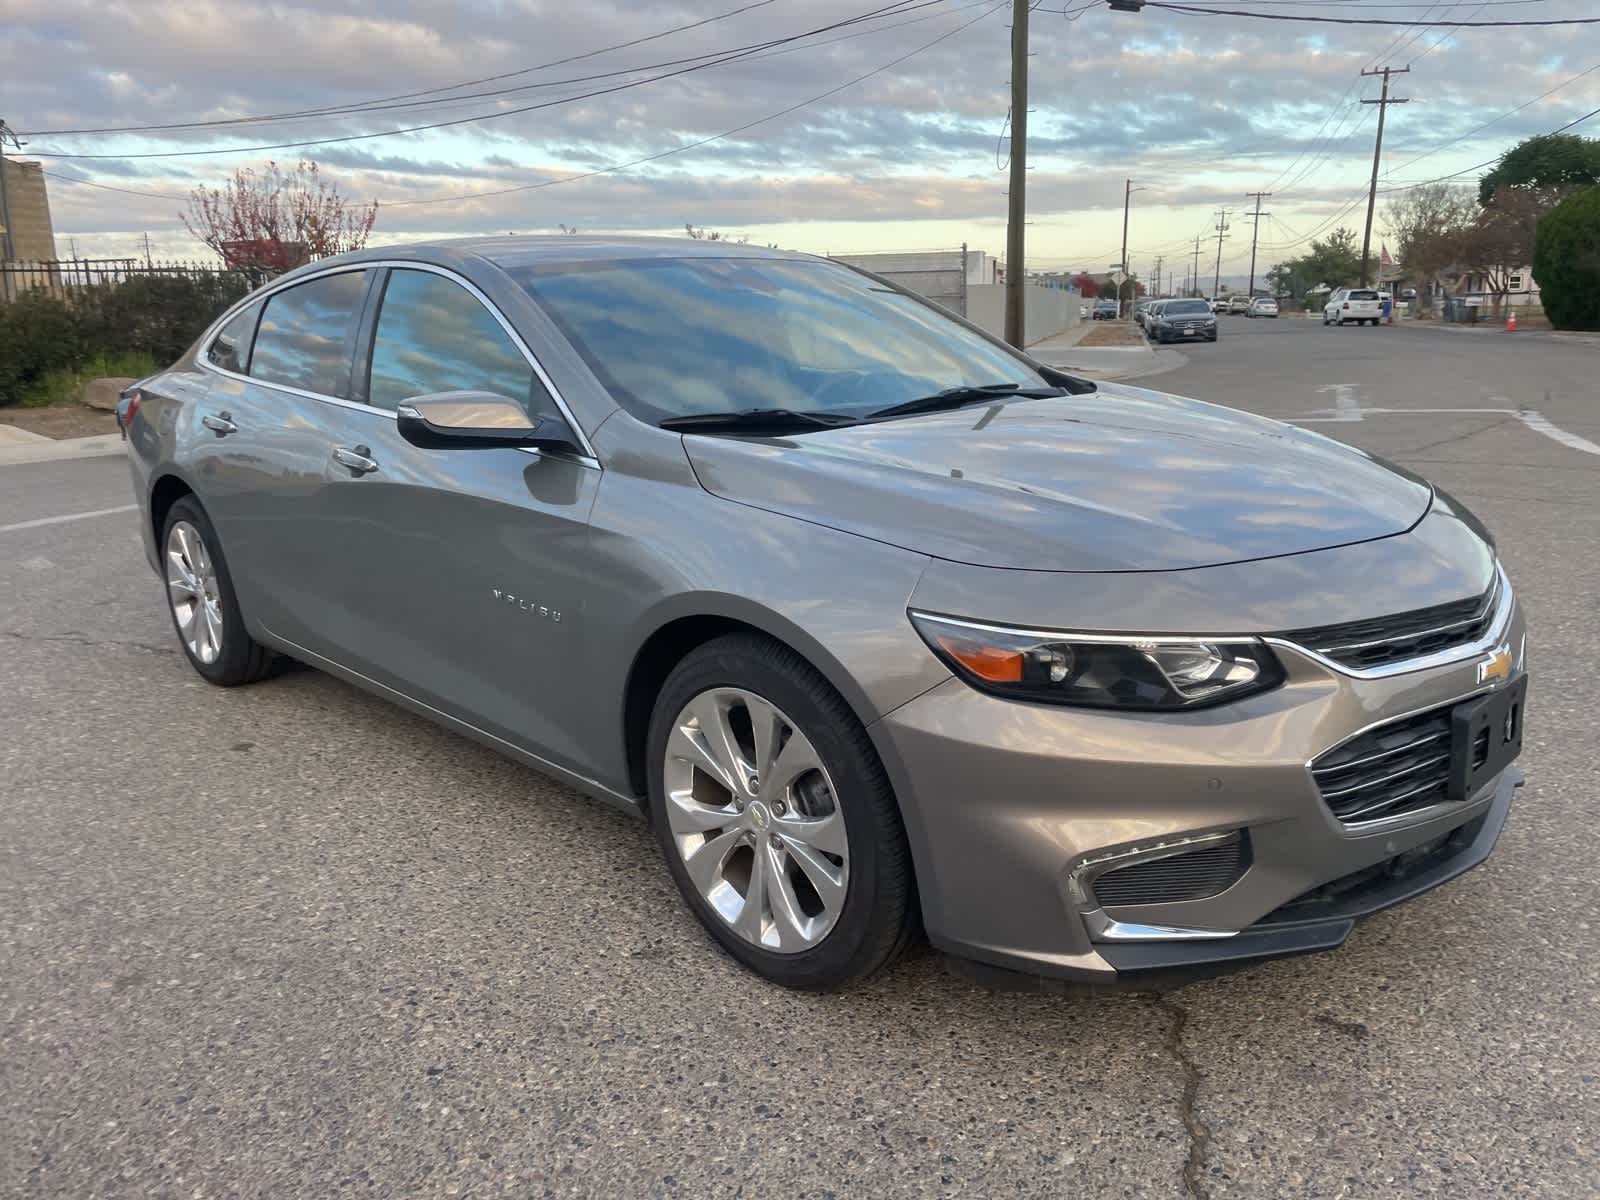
xmin=305 ymin=266 xmax=601 ymax=770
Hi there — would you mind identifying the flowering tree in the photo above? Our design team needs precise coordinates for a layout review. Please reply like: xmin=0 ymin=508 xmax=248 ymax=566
xmin=1069 ymin=272 xmax=1100 ymax=298
xmin=183 ymin=161 xmax=378 ymax=280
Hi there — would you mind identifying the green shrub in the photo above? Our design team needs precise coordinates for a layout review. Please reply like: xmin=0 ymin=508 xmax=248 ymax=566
xmin=16 ymin=351 xmax=159 ymax=408
xmin=0 ymin=270 xmax=249 ymax=406
xmin=1533 ymin=185 xmax=1600 ymax=331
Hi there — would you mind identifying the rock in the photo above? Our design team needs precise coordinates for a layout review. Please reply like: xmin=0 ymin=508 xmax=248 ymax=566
xmin=81 ymin=377 xmax=137 ymax=412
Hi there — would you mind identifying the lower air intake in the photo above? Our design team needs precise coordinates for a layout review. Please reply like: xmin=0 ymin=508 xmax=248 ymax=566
xmin=1092 ymin=834 xmax=1251 ymax=908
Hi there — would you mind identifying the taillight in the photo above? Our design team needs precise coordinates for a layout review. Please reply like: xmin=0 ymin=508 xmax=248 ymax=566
xmin=118 ymin=390 xmax=142 ymax=435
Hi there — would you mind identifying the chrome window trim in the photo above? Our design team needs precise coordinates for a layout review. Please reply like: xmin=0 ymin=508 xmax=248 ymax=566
xmin=191 ymin=259 xmax=600 ymax=464
xmin=1266 ymin=564 xmax=1513 ymax=680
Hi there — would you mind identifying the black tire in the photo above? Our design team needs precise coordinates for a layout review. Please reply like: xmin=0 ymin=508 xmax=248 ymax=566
xmin=646 ymin=633 xmax=915 ymax=990
xmin=161 ymin=496 xmax=277 ymax=686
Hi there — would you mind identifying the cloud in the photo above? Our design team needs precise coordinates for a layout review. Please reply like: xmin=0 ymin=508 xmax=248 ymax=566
xmin=7 ymin=0 xmax=1597 ymax=268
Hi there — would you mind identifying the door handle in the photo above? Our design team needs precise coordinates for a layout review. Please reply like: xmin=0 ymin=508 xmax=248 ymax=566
xmin=201 ymin=412 xmax=237 ymax=436
xmin=332 ymin=444 xmax=379 ymax=475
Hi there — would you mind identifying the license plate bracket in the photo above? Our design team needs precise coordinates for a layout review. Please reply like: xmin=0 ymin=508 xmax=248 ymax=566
xmin=1449 ymin=676 xmax=1527 ymax=801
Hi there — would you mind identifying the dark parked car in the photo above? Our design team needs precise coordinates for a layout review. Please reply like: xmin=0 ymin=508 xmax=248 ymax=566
xmin=1092 ymin=299 xmax=1119 ymax=320
xmin=119 ymin=237 xmax=1526 ymax=992
xmin=1149 ymin=297 xmax=1218 ymax=343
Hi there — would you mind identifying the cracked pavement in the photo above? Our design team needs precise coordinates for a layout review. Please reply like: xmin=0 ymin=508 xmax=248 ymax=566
xmin=3 ymin=321 xmax=1598 ymax=1197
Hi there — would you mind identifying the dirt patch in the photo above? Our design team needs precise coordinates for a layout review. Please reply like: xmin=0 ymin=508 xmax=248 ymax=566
xmin=1076 ymin=322 xmax=1148 ymax=348
xmin=0 ymin=404 xmax=120 ymax=440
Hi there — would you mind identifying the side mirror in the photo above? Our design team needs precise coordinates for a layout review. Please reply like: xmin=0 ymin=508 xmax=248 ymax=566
xmin=395 ymin=391 xmax=580 ymax=452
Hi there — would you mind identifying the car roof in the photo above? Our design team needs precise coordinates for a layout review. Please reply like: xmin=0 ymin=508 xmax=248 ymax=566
xmin=280 ymin=234 xmax=818 ymax=277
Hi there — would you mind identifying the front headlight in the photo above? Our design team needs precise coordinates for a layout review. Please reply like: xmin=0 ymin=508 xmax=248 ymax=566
xmin=909 ymin=613 xmax=1284 ymax=710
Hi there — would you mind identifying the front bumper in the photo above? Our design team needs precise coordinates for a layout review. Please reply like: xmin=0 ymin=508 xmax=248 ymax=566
xmin=871 ymin=594 xmax=1527 ymax=989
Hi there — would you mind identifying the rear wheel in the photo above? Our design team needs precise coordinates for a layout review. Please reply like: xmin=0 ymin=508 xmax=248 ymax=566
xmin=162 ymin=497 xmax=276 ymax=686
xmin=646 ymin=634 xmax=914 ymax=990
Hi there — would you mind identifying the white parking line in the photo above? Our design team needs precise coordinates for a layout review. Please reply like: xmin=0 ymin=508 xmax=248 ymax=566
xmin=1276 ymin=403 xmax=1600 ymax=457
xmin=1315 ymin=383 xmax=1363 ymax=421
xmin=1512 ymin=410 xmax=1600 ymax=456
xmin=0 ymin=504 xmax=138 ymax=534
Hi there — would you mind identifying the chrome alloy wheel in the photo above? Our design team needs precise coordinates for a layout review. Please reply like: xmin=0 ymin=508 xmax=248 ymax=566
xmin=166 ymin=520 xmax=223 ymax=664
xmin=663 ymin=688 xmax=849 ymax=953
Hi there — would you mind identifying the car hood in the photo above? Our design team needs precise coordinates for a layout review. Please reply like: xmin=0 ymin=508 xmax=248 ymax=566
xmin=683 ymin=384 xmax=1433 ymax=572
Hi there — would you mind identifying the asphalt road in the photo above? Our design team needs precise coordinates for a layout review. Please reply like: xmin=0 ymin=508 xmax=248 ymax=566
xmin=3 ymin=319 xmax=1597 ymax=1198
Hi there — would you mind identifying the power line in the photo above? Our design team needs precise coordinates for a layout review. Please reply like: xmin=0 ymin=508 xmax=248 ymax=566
xmin=383 ymin=0 xmax=1009 ymax=208
xmin=17 ymin=0 xmax=790 ymax=137
xmin=25 ymin=0 xmax=944 ymax=159
xmin=1381 ymin=61 xmax=1600 ymax=179
xmin=20 ymin=0 xmax=979 ymax=139
xmin=1144 ymin=2 xmax=1600 ymax=24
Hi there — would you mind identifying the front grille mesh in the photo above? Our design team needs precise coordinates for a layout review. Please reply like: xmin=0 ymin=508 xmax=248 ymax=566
xmin=1093 ymin=836 xmax=1251 ymax=907
xmin=1280 ymin=574 xmax=1500 ymax=670
xmin=1311 ymin=705 xmax=1455 ymax=824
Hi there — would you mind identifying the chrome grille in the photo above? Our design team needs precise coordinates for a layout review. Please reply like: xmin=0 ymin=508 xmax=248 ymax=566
xmin=1280 ymin=574 xmax=1500 ymax=671
xmin=1311 ymin=705 xmax=1455 ymax=824
xmin=1092 ymin=835 xmax=1251 ymax=907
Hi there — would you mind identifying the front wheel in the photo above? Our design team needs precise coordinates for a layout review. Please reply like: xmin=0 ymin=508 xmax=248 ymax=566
xmin=646 ymin=634 xmax=914 ymax=990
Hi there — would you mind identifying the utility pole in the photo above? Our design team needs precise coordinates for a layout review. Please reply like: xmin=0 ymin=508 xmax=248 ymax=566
xmin=1003 ymin=0 xmax=1029 ymax=347
xmin=1359 ymin=66 xmax=1410 ymax=287
xmin=1212 ymin=209 xmax=1231 ymax=299
xmin=1244 ymin=191 xmax=1271 ymax=297
xmin=1117 ymin=179 xmax=1146 ymax=318
xmin=1154 ymin=255 xmax=1164 ymax=298
xmin=142 ymin=232 xmax=153 ymax=269
xmin=1191 ymin=237 xmax=1203 ymax=297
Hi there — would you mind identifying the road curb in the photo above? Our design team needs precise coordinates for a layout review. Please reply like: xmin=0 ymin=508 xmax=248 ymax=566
xmin=0 ymin=433 xmax=125 ymax=467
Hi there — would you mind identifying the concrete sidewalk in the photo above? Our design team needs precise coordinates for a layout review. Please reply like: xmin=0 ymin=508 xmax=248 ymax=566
xmin=1027 ymin=324 xmax=1187 ymax=382
xmin=0 ymin=431 xmax=124 ymax=467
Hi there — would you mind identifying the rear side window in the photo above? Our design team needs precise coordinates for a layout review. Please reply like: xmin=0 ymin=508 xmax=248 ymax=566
xmin=206 ymin=301 xmax=262 ymax=373
xmin=365 ymin=269 xmax=549 ymax=415
xmin=249 ymin=271 xmax=370 ymax=398
xmin=1350 ymin=290 xmax=1379 ymax=300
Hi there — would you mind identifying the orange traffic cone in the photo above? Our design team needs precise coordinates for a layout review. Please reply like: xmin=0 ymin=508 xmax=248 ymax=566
xmin=1506 ymin=309 xmax=1518 ymax=332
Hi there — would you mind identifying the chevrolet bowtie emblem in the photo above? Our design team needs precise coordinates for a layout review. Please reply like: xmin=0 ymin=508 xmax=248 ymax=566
xmin=1477 ymin=647 xmax=1514 ymax=685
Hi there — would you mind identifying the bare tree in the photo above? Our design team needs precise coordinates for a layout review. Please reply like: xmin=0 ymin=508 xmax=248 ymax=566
xmin=183 ymin=161 xmax=378 ymax=280
xmin=1383 ymin=183 xmax=1476 ymax=308
xmin=1448 ymin=188 xmax=1553 ymax=310
xmin=684 ymin=224 xmax=748 ymax=243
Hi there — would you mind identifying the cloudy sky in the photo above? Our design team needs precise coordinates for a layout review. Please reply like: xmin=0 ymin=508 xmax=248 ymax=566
xmin=6 ymin=0 xmax=1598 ymax=280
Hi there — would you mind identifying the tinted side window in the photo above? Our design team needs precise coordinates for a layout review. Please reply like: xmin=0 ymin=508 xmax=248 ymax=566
xmin=366 ymin=269 xmax=548 ymax=415
xmin=206 ymin=301 xmax=262 ymax=373
xmin=250 ymin=271 xmax=369 ymax=398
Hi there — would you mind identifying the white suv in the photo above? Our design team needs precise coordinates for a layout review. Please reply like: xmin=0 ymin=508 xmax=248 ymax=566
xmin=1323 ymin=288 xmax=1382 ymax=326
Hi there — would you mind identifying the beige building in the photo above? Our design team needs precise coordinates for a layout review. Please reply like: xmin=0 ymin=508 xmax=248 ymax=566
xmin=1 ymin=158 xmax=59 ymax=261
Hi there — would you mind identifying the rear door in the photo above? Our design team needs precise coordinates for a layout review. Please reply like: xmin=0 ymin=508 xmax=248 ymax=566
xmin=301 ymin=265 xmax=602 ymax=767
xmin=195 ymin=268 xmax=374 ymax=650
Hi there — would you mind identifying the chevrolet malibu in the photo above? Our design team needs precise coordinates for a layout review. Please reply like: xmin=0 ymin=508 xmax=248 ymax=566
xmin=121 ymin=238 xmax=1527 ymax=991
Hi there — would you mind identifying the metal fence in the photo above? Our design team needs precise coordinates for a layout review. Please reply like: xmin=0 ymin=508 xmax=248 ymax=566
xmin=0 ymin=257 xmax=248 ymax=302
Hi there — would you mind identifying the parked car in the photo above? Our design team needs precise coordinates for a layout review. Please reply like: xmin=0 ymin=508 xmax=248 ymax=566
xmin=1132 ymin=297 xmax=1154 ymax=328
xmin=1079 ymin=303 xmax=1089 ymax=319
xmin=1227 ymin=295 xmax=1252 ymax=315
xmin=1148 ymin=297 xmax=1218 ymax=343
xmin=1210 ymin=297 xmax=1228 ymax=314
xmin=1247 ymin=297 xmax=1280 ymax=319
xmin=1093 ymin=298 xmax=1119 ymax=320
xmin=1323 ymin=287 xmax=1383 ymax=326
xmin=1140 ymin=299 xmax=1168 ymax=331
xmin=121 ymin=237 xmax=1526 ymax=992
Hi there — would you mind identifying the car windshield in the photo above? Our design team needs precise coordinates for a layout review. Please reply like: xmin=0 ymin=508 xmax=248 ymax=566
xmin=1165 ymin=300 xmax=1210 ymax=315
xmin=511 ymin=256 xmax=1044 ymax=425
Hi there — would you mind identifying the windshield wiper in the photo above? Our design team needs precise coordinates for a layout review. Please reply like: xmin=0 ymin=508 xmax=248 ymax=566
xmin=866 ymin=382 xmax=1067 ymax=421
xmin=658 ymin=408 xmax=860 ymax=434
